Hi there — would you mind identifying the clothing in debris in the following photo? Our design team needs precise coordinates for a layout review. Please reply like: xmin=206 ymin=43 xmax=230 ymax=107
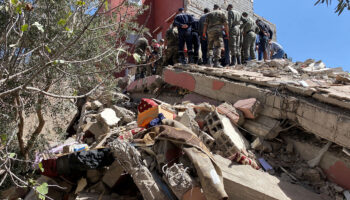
xmin=56 ymin=148 xmax=114 ymax=176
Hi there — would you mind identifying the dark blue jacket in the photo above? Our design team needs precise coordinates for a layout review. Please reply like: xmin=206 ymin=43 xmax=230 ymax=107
xmin=174 ymin=13 xmax=194 ymax=30
xmin=191 ymin=19 xmax=200 ymax=33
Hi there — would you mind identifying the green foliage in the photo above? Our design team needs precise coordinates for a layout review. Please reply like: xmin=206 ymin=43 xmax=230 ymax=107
xmin=37 ymin=182 xmax=48 ymax=200
xmin=0 ymin=1 xmax=150 ymax=190
xmin=8 ymin=153 xmax=16 ymax=158
xmin=315 ymin=0 xmax=350 ymax=15
xmin=21 ymin=24 xmax=28 ymax=32
xmin=38 ymin=163 xmax=44 ymax=172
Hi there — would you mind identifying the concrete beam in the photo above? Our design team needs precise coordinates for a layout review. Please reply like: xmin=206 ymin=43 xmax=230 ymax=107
xmin=163 ymin=67 xmax=350 ymax=149
xmin=214 ymin=155 xmax=329 ymax=200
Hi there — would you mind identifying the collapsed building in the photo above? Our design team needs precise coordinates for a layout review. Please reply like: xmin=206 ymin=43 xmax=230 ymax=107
xmin=3 ymin=58 xmax=350 ymax=200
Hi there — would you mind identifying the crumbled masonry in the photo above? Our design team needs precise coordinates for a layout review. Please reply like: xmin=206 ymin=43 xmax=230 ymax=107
xmin=8 ymin=59 xmax=350 ymax=200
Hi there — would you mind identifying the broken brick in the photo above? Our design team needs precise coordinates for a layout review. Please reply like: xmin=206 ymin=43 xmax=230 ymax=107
xmin=234 ymin=98 xmax=261 ymax=119
xmin=217 ymin=103 xmax=245 ymax=126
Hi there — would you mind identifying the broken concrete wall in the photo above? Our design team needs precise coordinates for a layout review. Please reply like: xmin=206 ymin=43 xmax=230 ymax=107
xmin=214 ymin=155 xmax=329 ymax=200
xmin=284 ymin=136 xmax=350 ymax=190
xmin=163 ymin=66 xmax=350 ymax=150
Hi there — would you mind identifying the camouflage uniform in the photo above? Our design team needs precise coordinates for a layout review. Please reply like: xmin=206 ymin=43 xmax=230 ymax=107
xmin=227 ymin=10 xmax=242 ymax=65
xmin=241 ymin=17 xmax=258 ymax=62
xmin=134 ymin=37 xmax=149 ymax=79
xmin=154 ymin=45 xmax=163 ymax=75
xmin=204 ymin=10 xmax=228 ymax=65
xmin=163 ymin=27 xmax=179 ymax=66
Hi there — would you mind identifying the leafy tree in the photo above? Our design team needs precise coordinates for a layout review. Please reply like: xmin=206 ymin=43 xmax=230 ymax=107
xmin=0 ymin=0 xmax=149 ymax=197
xmin=315 ymin=0 xmax=350 ymax=15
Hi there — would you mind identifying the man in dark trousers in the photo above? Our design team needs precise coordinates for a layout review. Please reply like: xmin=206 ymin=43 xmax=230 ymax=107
xmin=198 ymin=8 xmax=210 ymax=64
xmin=173 ymin=8 xmax=194 ymax=64
xmin=191 ymin=18 xmax=200 ymax=64
xmin=256 ymin=18 xmax=273 ymax=61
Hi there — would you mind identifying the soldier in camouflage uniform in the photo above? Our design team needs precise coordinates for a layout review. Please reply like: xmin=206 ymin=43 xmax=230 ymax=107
xmin=241 ymin=12 xmax=259 ymax=63
xmin=163 ymin=26 xmax=179 ymax=66
xmin=227 ymin=4 xmax=242 ymax=66
xmin=134 ymin=37 xmax=149 ymax=79
xmin=150 ymin=39 xmax=163 ymax=75
xmin=203 ymin=4 xmax=229 ymax=67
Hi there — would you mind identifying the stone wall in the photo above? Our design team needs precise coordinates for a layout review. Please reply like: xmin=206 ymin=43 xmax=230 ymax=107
xmin=185 ymin=0 xmax=254 ymax=18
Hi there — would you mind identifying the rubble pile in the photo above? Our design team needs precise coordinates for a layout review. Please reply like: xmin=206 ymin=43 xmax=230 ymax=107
xmin=3 ymin=59 xmax=350 ymax=200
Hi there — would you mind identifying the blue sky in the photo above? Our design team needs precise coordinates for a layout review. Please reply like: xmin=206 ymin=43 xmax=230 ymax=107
xmin=254 ymin=0 xmax=350 ymax=72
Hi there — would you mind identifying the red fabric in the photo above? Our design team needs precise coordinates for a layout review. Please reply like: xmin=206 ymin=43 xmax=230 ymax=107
xmin=41 ymin=159 xmax=58 ymax=177
xmin=138 ymin=98 xmax=158 ymax=113
xmin=228 ymin=152 xmax=260 ymax=170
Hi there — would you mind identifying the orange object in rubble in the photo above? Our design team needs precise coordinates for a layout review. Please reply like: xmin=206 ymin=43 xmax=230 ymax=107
xmin=137 ymin=105 xmax=174 ymax=128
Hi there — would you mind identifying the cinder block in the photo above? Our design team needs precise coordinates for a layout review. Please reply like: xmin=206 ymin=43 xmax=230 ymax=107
xmin=204 ymin=111 xmax=249 ymax=157
xmin=234 ymin=98 xmax=261 ymax=119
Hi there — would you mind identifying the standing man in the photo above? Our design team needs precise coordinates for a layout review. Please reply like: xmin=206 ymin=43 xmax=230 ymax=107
xmin=173 ymin=8 xmax=194 ymax=64
xmin=198 ymin=8 xmax=210 ymax=64
xmin=150 ymin=39 xmax=163 ymax=75
xmin=241 ymin=12 xmax=258 ymax=63
xmin=191 ymin=18 xmax=200 ymax=64
xmin=134 ymin=36 xmax=149 ymax=79
xmin=256 ymin=18 xmax=273 ymax=61
xmin=223 ymin=28 xmax=230 ymax=66
xmin=203 ymin=4 xmax=229 ymax=67
xmin=227 ymin=4 xmax=242 ymax=66
xmin=164 ymin=26 xmax=179 ymax=66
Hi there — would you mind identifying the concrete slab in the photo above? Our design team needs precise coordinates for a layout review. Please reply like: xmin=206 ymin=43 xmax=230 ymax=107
xmin=214 ymin=155 xmax=330 ymax=200
xmin=163 ymin=67 xmax=350 ymax=149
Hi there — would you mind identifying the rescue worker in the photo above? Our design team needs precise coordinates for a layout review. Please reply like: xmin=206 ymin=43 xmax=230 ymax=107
xmin=256 ymin=18 xmax=273 ymax=61
xmin=173 ymin=8 xmax=194 ymax=64
xmin=269 ymin=41 xmax=285 ymax=59
xmin=159 ymin=39 xmax=165 ymax=49
xmin=164 ymin=26 xmax=179 ymax=66
xmin=150 ymin=39 xmax=163 ymax=75
xmin=191 ymin=18 xmax=200 ymax=64
xmin=203 ymin=4 xmax=229 ymax=67
xmin=198 ymin=8 xmax=210 ymax=64
xmin=227 ymin=4 xmax=242 ymax=66
xmin=241 ymin=12 xmax=258 ymax=63
xmin=223 ymin=29 xmax=230 ymax=66
xmin=134 ymin=36 xmax=149 ymax=79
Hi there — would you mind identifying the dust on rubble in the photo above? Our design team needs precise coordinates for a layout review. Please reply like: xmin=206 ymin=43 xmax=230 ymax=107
xmin=6 ymin=58 xmax=350 ymax=200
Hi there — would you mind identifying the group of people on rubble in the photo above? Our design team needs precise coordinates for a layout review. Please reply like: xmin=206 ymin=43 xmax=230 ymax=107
xmin=134 ymin=4 xmax=287 ymax=77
